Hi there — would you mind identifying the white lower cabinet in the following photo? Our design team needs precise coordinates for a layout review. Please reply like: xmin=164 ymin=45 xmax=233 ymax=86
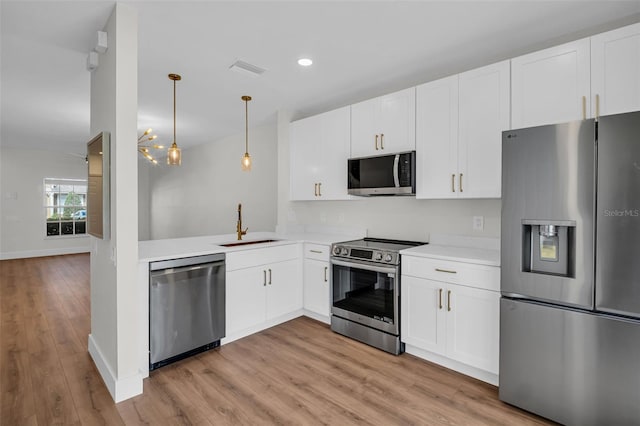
xmin=401 ymin=255 xmax=500 ymax=384
xmin=302 ymin=243 xmax=331 ymax=322
xmin=225 ymin=244 xmax=302 ymax=340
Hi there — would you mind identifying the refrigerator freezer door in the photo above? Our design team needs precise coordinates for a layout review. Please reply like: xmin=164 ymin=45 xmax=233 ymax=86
xmin=501 ymin=120 xmax=595 ymax=308
xmin=500 ymin=298 xmax=640 ymax=425
xmin=596 ymin=111 xmax=640 ymax=318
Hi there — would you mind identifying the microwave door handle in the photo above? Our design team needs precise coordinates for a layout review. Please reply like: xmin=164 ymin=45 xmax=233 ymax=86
xmin=393 ymin=154 xmax=400 ymax=188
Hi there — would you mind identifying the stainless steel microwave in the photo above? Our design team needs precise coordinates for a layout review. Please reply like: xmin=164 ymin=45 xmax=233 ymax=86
xmin=348 ymin=151 xmax=416 ymax=196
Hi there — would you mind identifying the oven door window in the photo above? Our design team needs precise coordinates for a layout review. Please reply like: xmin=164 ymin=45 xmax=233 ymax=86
xmin=332 ymin=263 xmax=396 ymax=323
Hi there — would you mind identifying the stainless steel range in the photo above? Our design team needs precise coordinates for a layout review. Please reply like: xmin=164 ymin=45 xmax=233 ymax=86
xmin=330 ymin=237 xmax=426 ymax=354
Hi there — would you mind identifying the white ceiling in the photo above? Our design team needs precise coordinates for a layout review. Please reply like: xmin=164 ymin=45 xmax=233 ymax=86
xmin=2 ymin=1 xmax=639 ymax=157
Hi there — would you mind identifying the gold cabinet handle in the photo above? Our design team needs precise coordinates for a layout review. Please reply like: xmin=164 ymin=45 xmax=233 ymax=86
xmin=582 ymin=96 xmax=586 ymax=120
xmin=438 ymin=288 xmax=443 ymax=310
xmin=310 ymin=249 xmax=323 ymax=254
xmin=595 ymin=94 xmax=600 ymax=119
xmin=268 ymin=268 xmax=272 ymax=285
xmin=263 ymin=270 xmax=267 ymax=286
xmin=318 ymin=182 xmax=322 ymax=197
xmin=459 ymin=173 xmax=463 ymax=193
xmin=314 ymin=183 xmax=318 ymax=197
xmin=375 ymin=134 xmax=379 ymax=150
xmin=447 ymin=290 xmax=452 ymax=312
xmin=451 ymin=174 xmax=456 ymax=192
xmin=380 ymin=133 xmax=384 ymax=150
xmin=435 ymin=268 xmax=457 ymax=274
xmin=324 ymin=266 xmax=328 ymax=283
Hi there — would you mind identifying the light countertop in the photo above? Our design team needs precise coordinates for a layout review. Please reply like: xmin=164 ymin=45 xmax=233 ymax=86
xmin=400 ymin=235 xmax=500 ymax=267
xmin=138 ymin=230 xmax=363 ymax=263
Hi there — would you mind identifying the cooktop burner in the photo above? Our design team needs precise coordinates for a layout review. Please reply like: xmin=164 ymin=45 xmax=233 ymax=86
xmin=331 ymin=237 xmax=427 ymax=265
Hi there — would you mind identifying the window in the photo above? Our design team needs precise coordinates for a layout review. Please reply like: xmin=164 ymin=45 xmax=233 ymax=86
xmin=44 ymin=178 xmax=88 ymax=237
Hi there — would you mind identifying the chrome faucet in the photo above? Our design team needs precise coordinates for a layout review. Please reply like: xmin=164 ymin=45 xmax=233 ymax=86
xmin=236 ymin=203 xmax=248 ymax=240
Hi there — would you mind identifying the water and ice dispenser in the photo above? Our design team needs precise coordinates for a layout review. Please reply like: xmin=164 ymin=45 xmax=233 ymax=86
xmin=522 ymin=220 xmax=576 ymax=278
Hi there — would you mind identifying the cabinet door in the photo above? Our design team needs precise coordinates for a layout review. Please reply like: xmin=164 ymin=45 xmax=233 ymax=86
xmin=350 ymin=98 xmax=378 ymax=158
xmin=318 ymin=107 xmax=351 ymax=200
xmin=378 ymin=87 xmax=416 ymax=154
xmin=303 ymin=258 xmax=330 ymax=317
xmin=511 ymin=38 xmax=590 ymax=129
xmin=290 ymin=115 xmax=322 ymax=200
xmin=226 ymin=267 xmax=267 ymax=336
xmin=458 ymin=60 xmax=510 ymax=198
xmin=415 ymin=75 xmax=459 ymax=199
xmin=591 ymin=23 xmax=640 ymax=117
xmin=266 ymin=259 xmax=303 ymax=320
xmin=445 ymin=285 xmax=499 ymax=374
xmin=400 ymin=276 xmax=446 ymax=355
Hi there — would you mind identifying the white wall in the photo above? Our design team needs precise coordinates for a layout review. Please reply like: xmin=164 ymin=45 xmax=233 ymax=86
xmin=276 ymin=110 xmax=501 ymax=241
xmin=0 ymin=147 xmax=91 ymax=259
xmin=138 ymin=160 xmax=151 ymax=240
xmin=88 ymin=3 xmax=142 ymax=403
xmin=147 ymin=124 xmax=278 ymax=240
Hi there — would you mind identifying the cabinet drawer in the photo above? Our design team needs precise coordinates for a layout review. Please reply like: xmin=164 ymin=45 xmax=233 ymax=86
xmin=304 ymin=243 xmax=330 ymax=262
xmin=402 ymin=256 xmax=499 ymax=292
xmin=226 ymin=243 xmax=301 ymax=271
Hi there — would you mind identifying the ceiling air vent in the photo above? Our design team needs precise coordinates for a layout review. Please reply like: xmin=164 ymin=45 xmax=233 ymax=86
xmin=229 ymin=60 xmax=267 ymax=77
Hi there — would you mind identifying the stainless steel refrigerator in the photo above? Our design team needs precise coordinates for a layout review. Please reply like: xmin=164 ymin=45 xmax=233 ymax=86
xmin=500 ymin=110 xmax=640 ymax=425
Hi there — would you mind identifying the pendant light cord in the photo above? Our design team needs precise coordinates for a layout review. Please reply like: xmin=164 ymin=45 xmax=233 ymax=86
xmin=173 ymin=78 xmax=177 ymax=144
xmin=245 ymin=98 xmax=249 ymax=154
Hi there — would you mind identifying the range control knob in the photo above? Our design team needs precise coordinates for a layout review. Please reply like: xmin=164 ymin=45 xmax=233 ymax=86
xmin=333 ymin=246 xmax=342 ymax=256
xmin=374 ymin=252 xmax=383 ymax=261
xmin=384 ymin=253 xmax=393 ymax=263
xmin=341 ymin=247 xmax=349 ymax=256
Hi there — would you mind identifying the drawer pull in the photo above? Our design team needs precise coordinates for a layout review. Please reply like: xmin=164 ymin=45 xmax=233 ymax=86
xmin=309 ymin=250 xmax=323 ymax=254
xmin=435 ymin=268 xmax=457 ymax=274
xmin=438 ymin=288 xmax=443 ymax=310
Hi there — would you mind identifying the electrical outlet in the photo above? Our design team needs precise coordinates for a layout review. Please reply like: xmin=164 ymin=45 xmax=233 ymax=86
xmin=473 ymin=216 xmax=484 ymax=231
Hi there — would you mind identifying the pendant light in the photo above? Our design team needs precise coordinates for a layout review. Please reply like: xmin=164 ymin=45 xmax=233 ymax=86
xmin=137 ymin=128 xmax=163 ymax=164
xmin=241 ymin=95 xmax=252 ymax=171
xmin=167 ymin=73 xmax=182 ymax=166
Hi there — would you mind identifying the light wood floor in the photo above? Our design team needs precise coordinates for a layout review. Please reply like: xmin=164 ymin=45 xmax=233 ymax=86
xmin=1 ymin=254 xmax=555 ymax=425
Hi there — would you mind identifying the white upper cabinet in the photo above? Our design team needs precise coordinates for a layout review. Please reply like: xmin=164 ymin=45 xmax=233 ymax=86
xmin=351 ymin=87 xmax=416 ymax=158
xmin=458 ymin=61 xmax=510 ymax=198
xmin=290 ymin=106 xmax=351 ymax=201
xmin=511 ymin=38 xmax=591 ymax=129
xmin=591 ymin=23 xmax=640 ymax=117
xmin=416 ymin=61 xmax=509 ymax=199
xmin=416 ymin=75 xmax=459 ymax=199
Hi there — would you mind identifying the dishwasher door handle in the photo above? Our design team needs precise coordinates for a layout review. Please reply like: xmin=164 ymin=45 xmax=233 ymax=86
xmin=151 ymin=261 xmax=225 ymax=277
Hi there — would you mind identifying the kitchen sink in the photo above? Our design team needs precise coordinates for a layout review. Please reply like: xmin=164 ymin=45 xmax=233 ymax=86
xmin=218 ymin=239 xmax=280 ymax=247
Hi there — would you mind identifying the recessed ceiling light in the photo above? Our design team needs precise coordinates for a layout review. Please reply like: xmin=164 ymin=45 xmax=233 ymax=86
xmin=298 ymin=58 xmax=313 ymax=67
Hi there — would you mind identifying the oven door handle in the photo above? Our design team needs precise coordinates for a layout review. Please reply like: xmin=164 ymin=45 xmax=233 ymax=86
xmin=331 ymin=258 xmax=397 ymax=276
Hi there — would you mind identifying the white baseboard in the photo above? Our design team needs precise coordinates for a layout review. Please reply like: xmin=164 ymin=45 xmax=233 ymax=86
xmin=0 ymin=246 xmax=90 ymax=260
xmin=302 ymin=309 xmax=330 ymax=325
xmin=88 ymin=334 xmax=143 ymax=403
xmin=222 ymin=309 xmax=304 ymax=345
xmin=404 ymin=344 xmax=498 ymax=386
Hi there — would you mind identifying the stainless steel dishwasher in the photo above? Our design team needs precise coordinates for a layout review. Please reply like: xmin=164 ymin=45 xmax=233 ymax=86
xmin=149 ymin=253 xmax=225 ymax=370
